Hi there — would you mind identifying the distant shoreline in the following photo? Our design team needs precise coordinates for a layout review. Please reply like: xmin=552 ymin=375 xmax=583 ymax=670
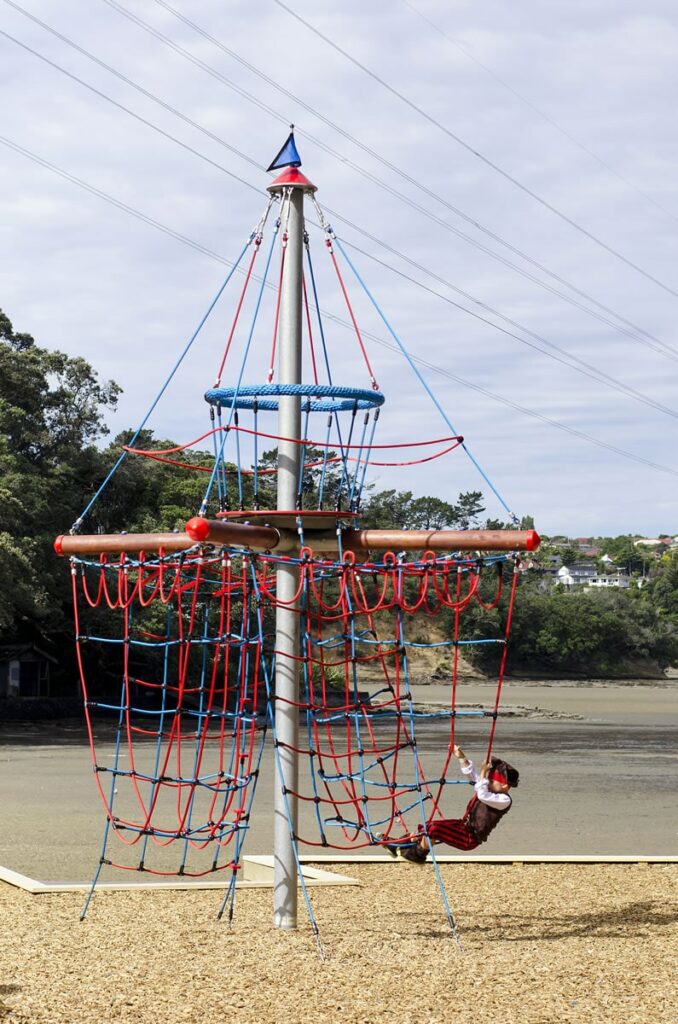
xmin=0 ymin=674 xmax=676 ymax=725
xmin=413 ymin=675 xmax=677 ymax=688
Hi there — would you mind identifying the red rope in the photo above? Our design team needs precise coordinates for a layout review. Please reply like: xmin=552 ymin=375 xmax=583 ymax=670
xmin=486 ymin=561 xmax=520 ymax=759
xmin=326 ymin=239 xmax=379 ymax=390
xmin=214 ymin=237 xmax=260 ymax=386
xmin=131 ymin=428 xmax=460 ymax=454
xmin=302 ymin=272 xmax=320 ymax=386
xmin=267 ymin=234 xmax=287 ymax=383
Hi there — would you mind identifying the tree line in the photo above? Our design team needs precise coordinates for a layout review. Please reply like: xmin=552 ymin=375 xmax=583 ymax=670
xmin=2 ymin=309 xmax=677 ymax=690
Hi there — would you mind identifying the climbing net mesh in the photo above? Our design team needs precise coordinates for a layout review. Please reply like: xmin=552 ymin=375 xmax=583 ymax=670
xmin=72 ymin=547 xmax=517 ymax=909
xmin=64 ymin=185 xmax=522 ymax=931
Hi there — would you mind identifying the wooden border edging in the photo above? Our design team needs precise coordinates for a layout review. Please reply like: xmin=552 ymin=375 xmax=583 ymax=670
xmin=0 ymin=858 xmax=359 ymax=894
xmin=303 ymin=854 xmax=678 ymax=864
xmin=1 ymin=855 xmax=674 ymax=896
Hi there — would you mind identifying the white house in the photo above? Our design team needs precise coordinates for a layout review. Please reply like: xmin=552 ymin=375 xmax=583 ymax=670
xmin=557 ymin=564 xmax=630 ymax=589
xmin=586 ymin=574 xmax=630 ymax=590
xmin=557 ymin=563 xmax=596 ymax=587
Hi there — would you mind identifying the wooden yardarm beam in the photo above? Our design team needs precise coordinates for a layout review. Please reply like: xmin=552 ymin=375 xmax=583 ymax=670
xmin=55 ymin=522 xmax=539 ymax=555
xmin=341 ymin=528 xmax=540 ymax=552
xmin=184 ymin=517 xmax=281 ymax=549
xmin=54 ymin=533 xmax=194 ymax=555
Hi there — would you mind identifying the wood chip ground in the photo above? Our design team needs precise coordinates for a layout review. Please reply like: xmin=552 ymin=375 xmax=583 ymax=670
xmin=1 ymin=864 xmax=676 ymax=1023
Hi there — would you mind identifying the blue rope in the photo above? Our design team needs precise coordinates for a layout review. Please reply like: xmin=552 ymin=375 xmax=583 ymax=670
xmin=205 ymin=382 xmax=385 ymax=413
xmin=253 ymin=401 xmax=260 ymax=508
xmin=200 ymin=221 xmax=280 ymax=514
xmin=234 ymin=412 xmax=244 ymax=508
xmin=210 ymin=411 xmax=228 ymax=510
xmin=333 ymin=401 xmax=359 ymax=510
xmin=139 ymin=603 xmax=173 ymax=870
xmin=177 ymin=606 xmax=213 ymax=873
xmin=355 ymin=409 xmax=379 ymax=508
xmin=332 ymin=233 xmax=517 ymax=525
xmin=306 ymin=241 xmax=358 ymax=501
xmin=347 ymin=411 xmax=371 ymax=508
xmin=296 ymin=399 xmax=312 ymax=505
xmin=72 ymin=234 xmax=254 ymax=532
xmin=394 ymin=564 xmax=463 ymax=948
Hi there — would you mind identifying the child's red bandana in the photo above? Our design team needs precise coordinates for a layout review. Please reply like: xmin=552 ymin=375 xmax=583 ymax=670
xmin=489 ymin=770 xmax=507 ymax=785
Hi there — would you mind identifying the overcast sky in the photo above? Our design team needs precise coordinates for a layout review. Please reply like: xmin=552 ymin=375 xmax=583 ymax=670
xmin=2 ymin=0 xmax=677 ymax=537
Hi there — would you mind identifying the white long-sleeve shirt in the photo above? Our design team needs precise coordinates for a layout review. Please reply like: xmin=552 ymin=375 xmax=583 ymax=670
xmin=460 ymin=758 xmax=512 ymax=810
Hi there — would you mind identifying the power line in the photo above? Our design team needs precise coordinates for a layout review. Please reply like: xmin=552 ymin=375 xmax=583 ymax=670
xmin=141 ymin=0 xmax=678 ymax=360
xmin=332 ymin=228 xmax=678 ymax=421
xmin=1 ymin=132 xmax=675 ymax=481
xmin=82 ymin=0 xmax=677 ymax=362
xmin=0 ymin=133 xmax=242 ymax=267
xmin=1 ymin=0 xmax=265 ymax=178
xmin=272 ymin=0 xmax=678 ymax=302
xmin=4 ymin=19 xmax=676 ymax=419
xmin=399 ymin=0 xmax=678 ymax=228
xmin=0 ymin=28 xmax=264 ymax=193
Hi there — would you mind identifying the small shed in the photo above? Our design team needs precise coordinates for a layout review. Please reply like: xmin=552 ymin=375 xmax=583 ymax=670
xmin=0 ymin=644 xmax=57 ymax=698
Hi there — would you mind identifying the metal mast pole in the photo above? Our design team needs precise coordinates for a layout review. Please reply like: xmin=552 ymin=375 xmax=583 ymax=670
xmin=268 ymin=177 xmax=306 ymax=929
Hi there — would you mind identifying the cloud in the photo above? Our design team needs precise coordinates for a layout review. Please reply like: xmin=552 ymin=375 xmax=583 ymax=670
xmin=1 ymin=0 xmax=676 ymax=535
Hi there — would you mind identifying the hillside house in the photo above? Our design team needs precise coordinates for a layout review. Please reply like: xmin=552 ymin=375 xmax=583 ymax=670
xmin=586 ymin=574 xmax=630 ymax=590
xmin=558 ymin=564 xmax=631 ymax=589
xmin=557 ymin=563 xmax=597 ymax=586
xmin=575 ymin=538 xmax=601 ymax=557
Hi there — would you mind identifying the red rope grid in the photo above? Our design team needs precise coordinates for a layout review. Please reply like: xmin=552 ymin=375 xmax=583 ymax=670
xmin=262 ymin=553 xmax=512 ymax=850
xmin=72 ymin=552 xmax=263 ymax=872
xmin=71 ymin=547 xmax=517 ymax=867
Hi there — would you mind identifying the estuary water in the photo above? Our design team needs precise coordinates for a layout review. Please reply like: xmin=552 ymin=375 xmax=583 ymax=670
xmin=0 ymin=679 xmax=675 ymax=882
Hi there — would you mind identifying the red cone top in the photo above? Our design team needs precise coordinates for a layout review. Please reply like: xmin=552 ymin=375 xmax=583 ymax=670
xmin=267 ymin=167 xmax=317 ymax=193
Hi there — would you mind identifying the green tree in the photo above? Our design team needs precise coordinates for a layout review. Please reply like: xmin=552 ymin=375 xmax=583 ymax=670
xmin=453 ymin=490 xmax=485 ymax=528
xmin=405 ymin=496 xmax=458 ymax=530
xmin=647 ymin=551 xmax=678 ymax=619
xmin=0 ymin=310 xmax=120 ymax=647
xmin=558 ymin=544 xmax=580 ymax=565
xmin=600 ymin=536 xmax=647 ymax=575
xmin=360 ymin=488 xmax=414 ymax=529
xmin=360 ymin=488 xmax=485 ymax=530
xmin=461 ymin=574 xmax=678 ymax=676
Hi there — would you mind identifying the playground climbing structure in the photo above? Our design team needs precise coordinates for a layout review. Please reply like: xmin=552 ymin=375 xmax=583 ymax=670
xmin=56 ymin=133 xmax=539 ymax=948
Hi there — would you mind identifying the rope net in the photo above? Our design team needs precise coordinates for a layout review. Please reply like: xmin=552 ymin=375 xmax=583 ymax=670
xmin=72 ymin=547 xmax=517 ymax=870
xmin=62 ymin=180 xmax=527 ymax=940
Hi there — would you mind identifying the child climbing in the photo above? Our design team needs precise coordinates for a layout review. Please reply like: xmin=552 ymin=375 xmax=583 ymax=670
xmin=384 ymin=745 xmax=519 ymax=863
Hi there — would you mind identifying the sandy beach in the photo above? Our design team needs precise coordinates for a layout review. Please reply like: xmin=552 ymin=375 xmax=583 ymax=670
xmin=0 ymin=863 xmax=676 ymax=1023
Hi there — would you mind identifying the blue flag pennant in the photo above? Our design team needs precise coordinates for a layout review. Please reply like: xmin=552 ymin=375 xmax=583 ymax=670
xmin=267 ymin=131 xmax=302 ymax=172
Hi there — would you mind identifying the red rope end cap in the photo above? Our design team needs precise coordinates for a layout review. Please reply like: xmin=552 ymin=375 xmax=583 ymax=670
xmin=54 ymin=536 xmax=64 ymax=556
xmin=185 ymin=517 xmax=210 ymax=542
xmin=526 ymin=529 xmax=541 ymax=551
